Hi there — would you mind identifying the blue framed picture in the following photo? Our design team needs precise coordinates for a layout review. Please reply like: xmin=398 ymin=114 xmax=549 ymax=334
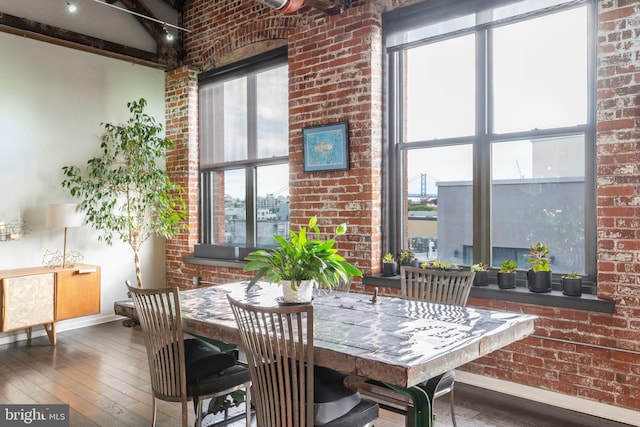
xmin=302 ymin=121 xmax=349 ymax=172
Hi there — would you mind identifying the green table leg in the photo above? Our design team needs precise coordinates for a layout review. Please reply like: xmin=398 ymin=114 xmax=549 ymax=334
xmin=385 ymin=383 xmax=432 ymax=427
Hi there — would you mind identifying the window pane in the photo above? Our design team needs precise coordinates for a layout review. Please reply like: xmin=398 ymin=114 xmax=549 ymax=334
xmin=405 ymin=34 xmax=475 ymax=141
xmin=222 ymin=78 xmax=248 ymax=162
xmin=491 ymin=136 xmax=585 ymax=273
xmin=493 ymin=7 xmax=588 ymax=133
xmin=222 ymin=169 xmax=246 ymax=245
xmin=256 ymin=164 xmax=290 ymax=246
xmin=406 ymin=145 xmax=472 ymax=265
xmin=257 ymin=65 xmax=288 ymax=158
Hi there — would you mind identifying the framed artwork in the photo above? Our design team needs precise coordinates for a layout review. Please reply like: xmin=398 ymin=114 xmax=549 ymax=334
xmin=302 ymin=121 xmax=349 ymax=172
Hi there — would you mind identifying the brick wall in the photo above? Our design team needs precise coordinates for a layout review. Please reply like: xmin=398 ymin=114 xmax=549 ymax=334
xmin=165 ymin=0 xmax=640 ymax=414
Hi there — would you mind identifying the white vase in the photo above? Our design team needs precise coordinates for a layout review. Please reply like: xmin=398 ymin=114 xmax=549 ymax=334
xmin=281 ymin=279 xmax=315 ymax=303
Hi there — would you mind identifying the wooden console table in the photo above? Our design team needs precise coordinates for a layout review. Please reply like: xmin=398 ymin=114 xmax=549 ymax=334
xmin=0 ymin=264 xmax=101 ymax=345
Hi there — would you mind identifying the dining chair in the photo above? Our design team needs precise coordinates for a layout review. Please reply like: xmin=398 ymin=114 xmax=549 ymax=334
xmin=227 ymin=294 xmax=379 ymax=427
xmin=355 ymin=267 xmax=475 ymax=427
xmin=127 ymin=283 xmax=252 ymax=427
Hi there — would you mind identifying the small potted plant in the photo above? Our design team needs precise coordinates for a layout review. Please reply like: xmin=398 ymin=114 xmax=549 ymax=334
xmin=398 ymin=248 xmax=419 ymax=267
xmin=562 ymin=271 xmax=582 ymax=296
xmin=421 ymin=259 xmax=457 ymax=270
xmin=527 ymin=242 xmax=552 ymax=293
xmin=470 ymin=263 xmax=489 ymax=286
xmin=382 ymin=252 xmax=398 ymax=277
xmin=497 ymin=259 xmax=517 ymax=289
xmin=243 ymin=216 xmax=362 ymax=303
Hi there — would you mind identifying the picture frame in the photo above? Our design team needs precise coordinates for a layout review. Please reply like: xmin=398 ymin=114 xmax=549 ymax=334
xmin=302 ymin=121 xmax=349 ymax=172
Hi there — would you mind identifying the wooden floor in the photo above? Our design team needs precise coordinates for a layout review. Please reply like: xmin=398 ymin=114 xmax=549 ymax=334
xmin=0 ymin=321 xmax=632 ymax=427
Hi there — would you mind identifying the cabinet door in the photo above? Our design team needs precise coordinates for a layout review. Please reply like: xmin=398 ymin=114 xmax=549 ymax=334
xmin=55 ymin=268 xmax=101 ymax=321
xmin=1 ymin=273 xmax=54 ymax=331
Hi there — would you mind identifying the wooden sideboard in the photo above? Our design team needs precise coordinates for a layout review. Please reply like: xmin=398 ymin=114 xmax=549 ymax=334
xmin=0 ymin=264 xmax=101 ymax=345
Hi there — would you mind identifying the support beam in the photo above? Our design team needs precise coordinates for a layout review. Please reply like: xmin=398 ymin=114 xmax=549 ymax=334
xmin=0 ymin=12 xmax=167 ymax=69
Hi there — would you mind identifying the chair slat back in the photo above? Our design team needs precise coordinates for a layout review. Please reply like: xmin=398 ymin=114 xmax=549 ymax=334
xmin=400 ymin=266 xmax=475 ymax=307
xmin=127 ymin=283 xmax=187 ymax=402
xmin=228 ymin=295 xmax=314 ymax=427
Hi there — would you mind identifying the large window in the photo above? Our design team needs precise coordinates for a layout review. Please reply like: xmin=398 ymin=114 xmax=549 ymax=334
xmin=198 ymin=49 xmax=289 ymax=255
xmin=385 ymin=0 xmax=595 ymax=277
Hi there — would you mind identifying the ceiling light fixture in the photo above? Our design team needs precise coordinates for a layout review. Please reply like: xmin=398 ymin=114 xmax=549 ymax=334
xmin=163 ymin=25 xmax=174 ymax=42
xmin=66 ymin=1 xmax=77 ymax=13
xmin=90 ymin=0 xmax=191 ymax=34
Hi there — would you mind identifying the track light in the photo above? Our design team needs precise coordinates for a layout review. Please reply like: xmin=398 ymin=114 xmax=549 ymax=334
xmin=66 ymin=1 xmax=77 ymax=13
xmin=162 ymin=25 xmax=174 ymax=42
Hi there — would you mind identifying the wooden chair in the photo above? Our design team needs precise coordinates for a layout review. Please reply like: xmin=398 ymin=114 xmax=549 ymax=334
xmin=355 ymin=267 xmax=475 ymax=427
xmin=227 ymin=295 xmax=379 ymax=427
xmin=127 ymin=283 xmax=252 ymax=427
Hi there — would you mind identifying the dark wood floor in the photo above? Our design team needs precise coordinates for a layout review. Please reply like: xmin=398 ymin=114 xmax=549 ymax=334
xmin=0 ymin=321 xmax=633 ymax=427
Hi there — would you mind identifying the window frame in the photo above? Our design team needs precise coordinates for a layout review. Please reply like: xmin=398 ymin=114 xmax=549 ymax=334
xmin=384 ymin=0 xmax=597 ymax=282
xmin=197 ymin=47 xmax=289 ymax=256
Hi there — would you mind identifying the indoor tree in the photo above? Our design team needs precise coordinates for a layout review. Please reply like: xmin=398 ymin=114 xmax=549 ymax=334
xmin=62 ymin=98 xmax=187 ymax=288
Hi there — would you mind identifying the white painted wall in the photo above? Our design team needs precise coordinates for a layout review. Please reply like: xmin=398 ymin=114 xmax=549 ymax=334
xmin=0 ymin=31 xmax=167 ymax=343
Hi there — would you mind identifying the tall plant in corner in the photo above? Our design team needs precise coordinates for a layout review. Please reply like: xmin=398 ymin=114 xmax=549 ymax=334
xmin=61 ymin=98 xmax=187 ymax=288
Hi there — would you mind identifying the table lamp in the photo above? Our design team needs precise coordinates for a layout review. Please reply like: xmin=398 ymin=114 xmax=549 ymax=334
xmin=46 ymin=203 xmax=84 ymax=268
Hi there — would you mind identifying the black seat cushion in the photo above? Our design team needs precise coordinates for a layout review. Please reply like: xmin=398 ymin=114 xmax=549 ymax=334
xmin=183 ymin=338 xmax=236 ymax=383
xmin=187 ymin=364 xmax=251 ymax=398
xmin=322 ymin=398 xmax=379 ymax=427
xmin=313 ymin=366 xmax=363 ymax=425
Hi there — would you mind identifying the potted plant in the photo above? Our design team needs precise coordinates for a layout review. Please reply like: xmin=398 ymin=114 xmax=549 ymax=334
xmin=61 ymin=99 xmax=188 ymax=289
xmin=471 ymin=263 xmax=489 ymax=286
xmin=243 ymin=216 xmax=362 ymax=303
xmin=497 ymin=259 xmax=517 ymax=289
xmin=398 ymin=248 xmax=419 ymax=267
xmin=421 ymin=259 xmax=461 ymax=271
xmin=382 ymin=252 xmax=398 ymax=277
xmin=562 ymin=271 xmax=582 ymax=296
xmin=527 ymin=242 xmax=552 ymax=293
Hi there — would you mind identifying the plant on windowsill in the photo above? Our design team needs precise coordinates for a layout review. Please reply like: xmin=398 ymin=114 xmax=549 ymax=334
xmin=61 ymin=98 xmax=188 ymax=289
xmin=471 ymin=263 xmax=490 ymax=286
xmin=398 ymin=248 xmax=419 ymax=267
xmin=382 ymin=252 xmax=398 ymax=277
xmin=527 ymin=242 xmax=552 ymax=293
xmin=243 ymin=216 xmax=362 ymax=303
xmin=561 ymin=271 xmax=582 ymax=297
xmin=497 ymin=259 xmax=517 ymax=289
xmin=420 ymin=259 xmax=461 ymax=271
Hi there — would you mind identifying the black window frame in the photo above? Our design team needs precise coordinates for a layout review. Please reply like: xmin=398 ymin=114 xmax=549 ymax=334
xmin=383 ymin=0 xmax=597 ymax=284
xmin=196 ymin=47 xmax=289 ymax=259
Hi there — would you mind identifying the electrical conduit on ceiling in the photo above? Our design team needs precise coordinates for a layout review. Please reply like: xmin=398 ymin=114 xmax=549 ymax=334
xmin=256 ymin=0 xmax=305 ymax=14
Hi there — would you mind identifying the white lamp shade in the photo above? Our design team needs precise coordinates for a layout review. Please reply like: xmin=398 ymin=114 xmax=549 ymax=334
xmin=46 ymin=203 xmax=85 ymax=228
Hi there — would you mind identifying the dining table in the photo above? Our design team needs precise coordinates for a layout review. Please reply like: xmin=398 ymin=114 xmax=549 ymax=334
xmin=180 ymin=282 xmax=536 ymax=427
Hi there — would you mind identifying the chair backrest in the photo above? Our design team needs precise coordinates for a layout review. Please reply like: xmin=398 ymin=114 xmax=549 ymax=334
xmin=227 ymin=295 xmax=314 ymax=427
xmin=400 ymin=266 xmax=475 ymax=307
xmin=127 ymin=283 xmax=187 ymax=403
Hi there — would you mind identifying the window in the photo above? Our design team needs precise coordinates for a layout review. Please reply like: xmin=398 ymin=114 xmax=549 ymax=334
xmin=198 ymin=49 xmax=289 ymax=256
xmin=385 ymin=0 xmax=595 ymax=277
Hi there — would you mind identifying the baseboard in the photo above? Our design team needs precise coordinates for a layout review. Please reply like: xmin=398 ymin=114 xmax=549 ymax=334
xmin=0 ymin=314 xmax=122 ymax=346
xmin=456 ymin=371 xmax=638 ymax=426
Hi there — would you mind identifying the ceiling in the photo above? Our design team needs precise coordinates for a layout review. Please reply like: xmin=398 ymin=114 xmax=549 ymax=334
xmin=0 ymin=0 xmax=352 ymax=70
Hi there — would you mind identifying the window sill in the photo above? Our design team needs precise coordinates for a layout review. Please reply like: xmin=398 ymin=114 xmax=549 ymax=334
xmin=184 ymin=255 xmax=247 ymax=270
xmin=363 ymin=274 xmax=615 ymax=314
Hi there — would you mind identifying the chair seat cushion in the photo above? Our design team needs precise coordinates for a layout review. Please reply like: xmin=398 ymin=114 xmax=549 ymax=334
xmin=313 ymin=366 xmax=362 ymax=425
xmin=187 ymin=364 xmax=251 ymax=398
xmin=184 ymin=338 xmax=236 ymax=383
